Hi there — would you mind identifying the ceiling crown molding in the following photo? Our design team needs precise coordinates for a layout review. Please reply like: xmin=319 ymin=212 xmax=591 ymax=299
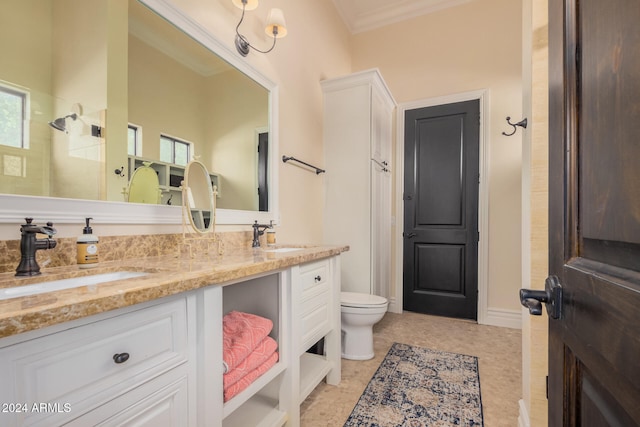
xmin=333 ymin=0 xmax=473 ymax=34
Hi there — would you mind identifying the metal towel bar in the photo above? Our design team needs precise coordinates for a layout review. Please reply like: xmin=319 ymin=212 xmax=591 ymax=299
xmin=282 ymin=155 xmax=325 ymax=174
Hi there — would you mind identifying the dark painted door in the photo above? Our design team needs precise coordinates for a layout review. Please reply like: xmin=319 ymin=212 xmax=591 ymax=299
xmin=403 ymin=100 xmax=479 ymax=320
xmin=547 ymin=0 xmax=640 ymax=424
xmin=258 ymin=132 xmax=268 ymax=212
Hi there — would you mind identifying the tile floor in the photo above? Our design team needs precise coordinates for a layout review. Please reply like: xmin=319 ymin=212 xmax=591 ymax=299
xmin=300 ymin=311 xmax=522 ymax=426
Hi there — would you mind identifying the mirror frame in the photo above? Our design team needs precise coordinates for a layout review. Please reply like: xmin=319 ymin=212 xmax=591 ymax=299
xmin=0 ymin=0 xmax=279 ymax=226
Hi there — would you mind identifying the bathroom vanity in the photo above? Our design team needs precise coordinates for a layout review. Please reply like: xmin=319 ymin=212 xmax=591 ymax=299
xmin=0 ymin=245 xmax=346 ymax=427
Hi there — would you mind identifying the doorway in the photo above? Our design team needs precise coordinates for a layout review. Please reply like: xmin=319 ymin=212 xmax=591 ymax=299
xmin=402 ymin=100 xmax=480 ymax=320
xmin=257 ymin=131 xmax=268 ymax=212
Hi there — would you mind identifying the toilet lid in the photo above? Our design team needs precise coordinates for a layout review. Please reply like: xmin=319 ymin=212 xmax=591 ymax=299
xmin=341 ymin=292 xmax=388 ymax=308
xmin=128 ymin=163 xmax=160 ymax=204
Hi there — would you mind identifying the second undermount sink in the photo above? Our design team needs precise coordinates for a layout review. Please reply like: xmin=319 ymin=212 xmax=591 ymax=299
xmin=263 ymin=247 xmax=304 ymax=253
xmin=0 ymin=271 xmax=149 ymax=301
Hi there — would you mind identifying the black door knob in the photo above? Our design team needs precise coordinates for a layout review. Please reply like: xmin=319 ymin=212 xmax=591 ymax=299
xmin=519 ymin=276 xmax=563 ymax=319
xmin=405 ymin=232 xmax=417 ymax=239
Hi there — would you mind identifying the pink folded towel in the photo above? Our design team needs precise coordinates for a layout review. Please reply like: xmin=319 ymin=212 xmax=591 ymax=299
xmin=224 ymin=351 xmax=279 ymax=402
xmin=223 ymin=311 xmax=273 ymax=373
xmin=224 ymin=336 xmax=278 ymax=389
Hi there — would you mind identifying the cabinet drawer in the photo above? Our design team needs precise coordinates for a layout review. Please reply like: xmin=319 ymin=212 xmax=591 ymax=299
xmin=299 ymin=259 xmax=329 ymax=301
xmin=0 ymin=297 xmax=189 ymax=426
xmin=300 ymin=303 xmax=331 ymax=353
xmin=65 ymin=367 xmax=190 ymax=427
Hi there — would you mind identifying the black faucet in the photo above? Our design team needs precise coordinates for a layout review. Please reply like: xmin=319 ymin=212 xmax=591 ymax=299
xmin=16 ymin=218 xmax=57 ymax=276
xmin=252 ymin=220 xmax=272 ymax=248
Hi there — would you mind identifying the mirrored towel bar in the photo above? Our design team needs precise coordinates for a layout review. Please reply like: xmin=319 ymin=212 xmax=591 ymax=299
xmin=282 ymin=155 xmax=325 ymax=174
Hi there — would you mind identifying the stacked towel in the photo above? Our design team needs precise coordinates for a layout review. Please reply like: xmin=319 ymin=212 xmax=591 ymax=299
xmin=222 ymin=311 xmax=279 ymax=402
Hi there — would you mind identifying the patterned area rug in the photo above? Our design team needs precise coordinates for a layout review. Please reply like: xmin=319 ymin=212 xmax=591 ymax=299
xmin=344 ymin=343 xmax=484 ymax=426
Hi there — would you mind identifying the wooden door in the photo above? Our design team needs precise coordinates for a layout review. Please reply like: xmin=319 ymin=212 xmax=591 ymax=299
xmin=547 ymin=0 xmax=640 ymax=424
xmin=403 ymin=100 xmax=479 ymax=320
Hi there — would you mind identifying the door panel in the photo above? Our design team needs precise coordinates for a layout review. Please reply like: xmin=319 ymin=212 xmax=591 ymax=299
xmin=548 ymin=0 xmax=640 ymax=424
xmin=415 ymin=244 xmax=464 ymax=293
xmin=403 ymin=100 xmax=479 ymax=319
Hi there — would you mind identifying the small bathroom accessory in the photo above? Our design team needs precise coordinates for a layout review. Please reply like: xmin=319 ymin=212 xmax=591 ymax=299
xmin=282 ymin=155 xmax=325 ymax=174
xmin=77 ymin=218 xmax=99 ymax=268
xmin=502 ymin=116 xmax=528 ymax=136
xmin=340 ymin=292 xmax=388 ymax=360
xmin=15 ymin=218 xmax=57 ymax=276
xmin=252 ymin=220 xmax=273 ymax=247
xmin=181 ymin=160 xmax=217 ymax=234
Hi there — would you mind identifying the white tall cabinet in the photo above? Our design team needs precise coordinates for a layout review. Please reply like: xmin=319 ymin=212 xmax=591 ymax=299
xmin=322 ymin=69 xmax=396 ymax=297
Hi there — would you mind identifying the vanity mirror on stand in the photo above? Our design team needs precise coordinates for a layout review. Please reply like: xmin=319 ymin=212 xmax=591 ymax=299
xmin=182 ymin=160 xmax=215 ymax=234
xmin=180 ymin=159 xmax=223 ymax=256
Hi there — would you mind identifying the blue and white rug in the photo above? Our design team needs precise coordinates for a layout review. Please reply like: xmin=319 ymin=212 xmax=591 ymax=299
xmin=344 ymin=343 xmax=484 ymax=427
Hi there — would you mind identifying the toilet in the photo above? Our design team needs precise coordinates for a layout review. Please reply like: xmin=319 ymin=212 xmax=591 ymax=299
xmin=340 ymin=292 xmax=388 ymax=360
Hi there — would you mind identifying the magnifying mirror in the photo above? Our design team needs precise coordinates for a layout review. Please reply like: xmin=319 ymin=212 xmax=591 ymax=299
xmin=182 ymin=160 xmax=216 ymax=233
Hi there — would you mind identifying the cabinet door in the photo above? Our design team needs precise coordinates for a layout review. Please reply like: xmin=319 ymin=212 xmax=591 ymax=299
xmin=370 ymin=87 xmax=392 ymax=165
xmin=66 ymin=369 xmax=191 ymax=427
xmin=371 ymin=161 xmax=391 ymax=298
xmin=298 ymin=260 xmax=331 ymax=353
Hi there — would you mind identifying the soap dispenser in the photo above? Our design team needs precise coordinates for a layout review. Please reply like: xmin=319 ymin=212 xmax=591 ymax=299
xmin=77 ymin=217 xmax=99 ymax=268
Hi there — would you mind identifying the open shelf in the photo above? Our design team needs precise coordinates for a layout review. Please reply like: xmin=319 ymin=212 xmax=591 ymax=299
xmin=299 ymin=353 xmax=333 ymax=404
xmin=222 ymin=361 xmax=286 ymax=418
xmin=222 ymin=394 xmax=288 ymax=427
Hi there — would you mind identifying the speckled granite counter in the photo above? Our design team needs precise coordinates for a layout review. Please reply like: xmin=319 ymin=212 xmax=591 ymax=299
xmin=0 ymin=244 xmax=348 ymax=339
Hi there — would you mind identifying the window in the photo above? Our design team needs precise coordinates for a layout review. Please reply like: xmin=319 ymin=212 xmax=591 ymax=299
xmin=128 ymin=124 xmax=140 ymax=156
xmin=0 ymin=85 xmax=27 ymax=149
xmin=160 ymin=135 xmax=190 ymax=166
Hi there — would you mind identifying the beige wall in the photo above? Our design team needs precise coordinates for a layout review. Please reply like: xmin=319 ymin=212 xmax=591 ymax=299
xmin=0 ymin=0 xmax=53 ymax=197
xmin=165 ymin=0 xmax=353 ymax=243
xmin=521 ymin=0 xmax=549 ymax=424
xmin=206 ymin=70 xmax=268 ymax=211
xmin=129 ymin=35 xmax=207 ymax=161
xmin=351 ymin=0 xmax=524 ymax=312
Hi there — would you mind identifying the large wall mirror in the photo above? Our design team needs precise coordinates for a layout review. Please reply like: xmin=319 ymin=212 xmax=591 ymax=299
xmin=0 ymin=0 xmax=278 ymax=225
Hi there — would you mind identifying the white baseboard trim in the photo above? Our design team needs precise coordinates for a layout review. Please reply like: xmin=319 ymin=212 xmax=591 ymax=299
xmin=387 ymin=297 xmax=402 ymax=314
xmin=482 ymin=308 xmax=522 ymax=329
xmin=518 ymin=399 xmax=531 ymax=427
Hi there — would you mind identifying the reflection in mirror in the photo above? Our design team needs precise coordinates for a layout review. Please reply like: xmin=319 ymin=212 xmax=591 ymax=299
xmin=125 ymin=162 xmax=161 ymax=204
xmin=0 ymin=0 xmax=271 ymax=216
xmin=182 ymin=160 xmax=215 ymax=234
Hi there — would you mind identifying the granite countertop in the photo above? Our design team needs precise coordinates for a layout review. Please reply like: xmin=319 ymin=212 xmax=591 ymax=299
xmin=0 ymin=244 xmax=348 ymax=339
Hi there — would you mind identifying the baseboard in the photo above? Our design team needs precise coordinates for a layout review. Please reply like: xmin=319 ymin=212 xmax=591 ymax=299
xmin=518 ymin=399 xmax=531 ymax=427
xmin=482 ymin=308 xmax=522 ymax=329
xmin=387 ymin=296 xmax=402 ymax=314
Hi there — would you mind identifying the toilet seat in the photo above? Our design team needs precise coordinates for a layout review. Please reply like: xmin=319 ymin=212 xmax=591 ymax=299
xmin=340 ymin=291 xmax=387 ymax=308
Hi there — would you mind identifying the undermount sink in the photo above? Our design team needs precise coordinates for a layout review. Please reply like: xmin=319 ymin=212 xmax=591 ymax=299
xmin=0 ymin=271 xmax=149 ymax=301
xmin=263 ymin=247 xmax=303 ymax=253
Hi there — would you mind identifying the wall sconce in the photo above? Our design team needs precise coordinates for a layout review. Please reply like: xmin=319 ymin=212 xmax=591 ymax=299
xmin=232 ymin=0 xmax=287 ymax=57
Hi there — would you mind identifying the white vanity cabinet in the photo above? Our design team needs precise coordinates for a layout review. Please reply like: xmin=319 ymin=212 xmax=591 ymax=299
xmin=0 ymin=295 xmax=196 ymax=427
xmin=0 ymin=254 xmax=343 ymax=427
xmin=291 ymin=257 xmax=342 ymax=407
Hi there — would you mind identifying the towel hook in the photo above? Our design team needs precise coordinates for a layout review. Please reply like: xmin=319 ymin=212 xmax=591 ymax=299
xmin=502 ymin=116 xmax=528 ymax=136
